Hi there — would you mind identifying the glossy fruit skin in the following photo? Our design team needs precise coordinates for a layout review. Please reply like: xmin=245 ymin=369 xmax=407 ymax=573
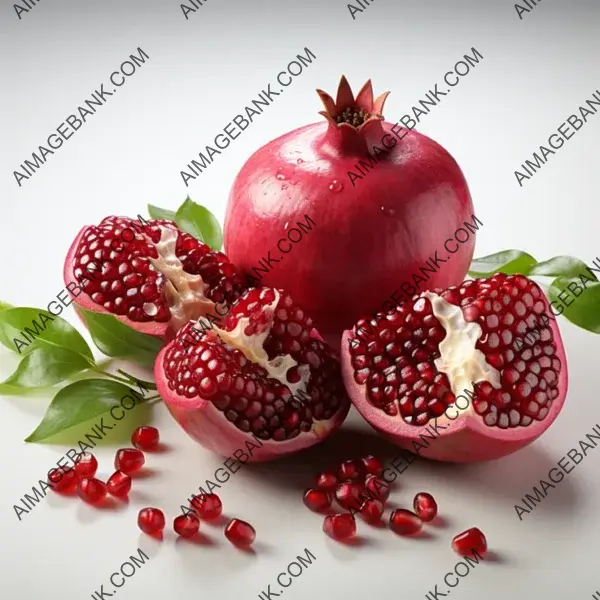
xmin=225 ymin=518 xmax=256 ymax=547
xmin=365 ymin=474 xmax=390 ymax=503
xmin=224 ymin=79 xmax=475 ymax=347
xmin=357 ymin=499 xmax=384 ymax=524
xmin=174 ymin=514 xmax=200 ymax=538
xmin=452 ymin=527 xmax=487 ymax=556
xmin=107 ymin=471 xmax=132 ymax=496
xmin=114 ymin=448 xmax=145 ymax=474
xmin=190 ymin=494 xmax=223 ymax=520
xmin=138 ymin=508 xmax=166 ymax=535
xmin=316 ymin=471 xmax=338 ymax=491
xmin=48 ymin=467 xmax=77 ymax=493
xmin=132 ymin=426 xmax=160 ymax=451
xmin=389 ymin=509 xmax=422 ymax=535
xmin=413 ymin=492 xmax=438 ymax=522
xmin=74 ymin=453 xmax=98 ymax=479
xmin=323 ymin=513 xmax=357 ymax=541
xmin=335 ymin=481 xmax=363 ymax=511
xmin=361 ymin=455 xmax=384 ymax=477
xmin=341 ymin=274 xmax=569 ymax=463
xmin=303 ymin=488 xmax=332 ymax=512
xmin=77 ymin=478 xmax=107 ymax=504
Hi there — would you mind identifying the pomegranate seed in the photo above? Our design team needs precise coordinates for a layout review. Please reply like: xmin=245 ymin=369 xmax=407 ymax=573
xmin=138 ymin=507 xmax=166 ymax=535
xmin=316 ymin=471 xmax=338 ymax=491
xmin=365 ymin=474 xmax=390 ymax=503
xmin=77 ymin=478 xmax=107 ymax=504
xmin=190 ymin=493 xmax=222 ymax=520
xmin=48 ymin=467 xmax=77 ymax=493
xmin=132 ymin=426 xmax=160 ymax=451
xmin=452 ymin=527 xmax=488 ymax=556
xmin=413 ymin=492 xmax=438 ymax=522
xmin=107 ymin=471 xmax=131 ymax=496
xmin=174 ymin=514 xmax=200 ymax=538
xmin=389 ymin=509 xmax=423 ymax=535
xmin=337 ymin=459 xmax=362 ymax=481
xmin=361 ymin=455 xmax=384 ymax=477
xmin=358 ymin=498 xmax=384 ymax=524
xmin=225 ymin=518 xmax=256 ymax=547
xmin=335 ymin=481 xmax=363 ymax=510
xmin=323 ymin=513 xmax=356 ymax=541
xmin=114 ymin=448 xmax=145 ymax=474
xmin=74 ymin=452 xmax=98 ymax=479
xmin=303 ymin=488 xmax=332 ymax=512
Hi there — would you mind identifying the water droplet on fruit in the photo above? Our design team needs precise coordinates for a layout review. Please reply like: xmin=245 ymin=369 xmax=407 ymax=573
xmin=380 ymin=206 xmax=396 ymax=216
xmin=329 ymin=180 xmax=343 ymax=192
xmin=143 ymin=302 xmax=158 ymax=316
xmin=296 ymin=158 xmax=304 ymax=164
xmin=276 ymin=173 xmax=286 ymax=181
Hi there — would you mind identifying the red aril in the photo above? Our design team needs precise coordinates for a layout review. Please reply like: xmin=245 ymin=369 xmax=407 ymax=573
xmin=224 ymin=76 xmax=476 ymax=346
xmin=74 ymin=453 xmax=98 ymax=479
xmin=323 ymin=513 xmax=356 ymax=541
xmin=303 ymin=488 xmax=332 ymax=512
xmin=316 ymin=471 xmax=338 ymax=491
xmin=78 ymin=478 xmax=107 ymax=504
xmin=132 ymin=426 xmax=160 ymax=451
xmin=190 ymin=493 xmax=222 ymax=520
xmin=115 ymin=448 xmax=145 ymax=474
xmin=335 ymin=481 xmax=363 ymax=511
xmin=341 ymin=274 xmax=568 ymax=462
xmin=364 ymin=474 xmax=390 ymax=503
xmin=452 ymin=527 xmax=487 ymax=556
xmin=337 ymin=460 xmax=362 ymax=481
xmin=138 ymin=507 xmax=166 ymax=535
xmin=413 ymin=492 xmax=437 ymax=522
xmin=361 ymin=455 xmax=383 ymax=477
xmin=225 ymin=519 xmax=256 ymax=547
xmin=154 ymin=287 xmax=350 ymax=462
xmin=48 ymin=467 xmax=77 ymax=493
xmin=389 ymin=509 xmax=422 ymax=535
xmin=174 ymin=514 xmax=200 ymax=538
xmin=356 ymin=498 xmax=384 ymax=524
xmin=107 ymin=471 xmax=132 ymax=497
xmin=64 ymin=216 xmax=248 ymax=341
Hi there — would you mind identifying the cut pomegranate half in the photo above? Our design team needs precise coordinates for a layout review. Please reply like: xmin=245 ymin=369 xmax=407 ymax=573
xmin=64 ymin=216 xmax=248 ymax=339
xmin=341 ymin=274 xmax=568 ymax=462
xmin=155 ymin=287 xmax=350 ymax=461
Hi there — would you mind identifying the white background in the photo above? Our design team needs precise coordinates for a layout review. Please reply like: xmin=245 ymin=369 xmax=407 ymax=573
xmin=1 ymin=0 xmax=600 ymax=598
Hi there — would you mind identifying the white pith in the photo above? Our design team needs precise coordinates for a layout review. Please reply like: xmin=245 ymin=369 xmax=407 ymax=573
xmin=423 ymin=292 xmax=501 ymax=417
xmin=212 ymin=289 xmax=311 ymax=398
xmin=147 ymin=226 xmax=216 ymax=331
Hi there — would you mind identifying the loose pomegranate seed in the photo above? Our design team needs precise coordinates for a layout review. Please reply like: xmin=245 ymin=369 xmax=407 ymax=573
xmin=413 ymin=492 xmax=438 ymax=521
xmin=452 ymin=527 xmax=487 ymax=556
xmin=114 ymin=448 xmax=145 ymax=474
xmin=335 ymin=481 xmax=363 ymax=510
xmin=225 ymin=518 xmax=256 ymax=547
xmin=190 ymin=493 xmax=222 ymax=520
xmin=74 ymin=452 xmax=98 ymax=479
xmin=389 ymin=509 xmax=423 ymax=535
xmin=361 ymin=455 xmax=384 ymax=477
xmin=132 ymin=426 xmax=160 ymax=451
xmin=174 ymin=514 xmax=200 ymax=538
xmin=106 ymin=471 xmax=132 ymax=496
xmin=138 ymin=507 xmax=166 ymax=535
xmin=358 ymin=499 xmax=384 ymax=524
xmin=337 ymin=459 xmax=362 ymax=481
xmin=77 ymin=478 xmax=107 ymax=504
xmin=303 ymin=488 xmax=332 ymax=512
xmin=323 ymin=513 xmax=356 ymax=541
xmin=316 ymin=471 xmax=338 ymax=490
xmin=48 ymin=467 xmax=77 ymax=493
xmin=365 ymin=474 xmax=390 ymax=503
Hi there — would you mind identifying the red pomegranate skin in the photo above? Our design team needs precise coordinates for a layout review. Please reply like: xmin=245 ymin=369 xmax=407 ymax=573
xmin=224 ymin=77 xmax=475 ymax=347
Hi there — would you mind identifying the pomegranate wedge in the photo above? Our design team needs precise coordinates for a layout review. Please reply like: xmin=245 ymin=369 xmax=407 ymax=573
xmin=341 ymin=274 xmax=568 ymax=462
xmin=155 ymin=287 xmax=350 ymax=461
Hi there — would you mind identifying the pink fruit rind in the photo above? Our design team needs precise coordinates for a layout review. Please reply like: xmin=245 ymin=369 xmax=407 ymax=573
xmin=340 ymin=281 xmax=569 ymax=463
xmin=154 ymin=346 xmax=349 ymax=462
xmin=63 ymin=225 xmax=166 ymax=338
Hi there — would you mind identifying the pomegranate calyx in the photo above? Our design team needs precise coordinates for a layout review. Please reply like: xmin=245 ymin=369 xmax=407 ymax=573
xmin=212 ymin=289 xmax=311 ymax=397
xmin=146 ymin=225 xmax=216 ymax=330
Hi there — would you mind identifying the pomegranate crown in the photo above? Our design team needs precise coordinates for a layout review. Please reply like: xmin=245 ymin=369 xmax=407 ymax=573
xmin=316 ymin=75 xmax=390 ymax=130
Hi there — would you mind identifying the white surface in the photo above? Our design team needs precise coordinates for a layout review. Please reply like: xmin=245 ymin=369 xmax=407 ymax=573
xmin=1 ymin=0 xmax=600 ymax=599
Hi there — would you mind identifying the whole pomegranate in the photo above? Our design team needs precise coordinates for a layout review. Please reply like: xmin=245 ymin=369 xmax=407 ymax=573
xmin=64 ymin=215 xmax=247 ymax=340
xmin=154 ymin=287 xmax=350 ymax=461
xmin=340 ymin=274 xmax=568 ymax=462
xmin=224 ymin=76 xmax=475 ymax=347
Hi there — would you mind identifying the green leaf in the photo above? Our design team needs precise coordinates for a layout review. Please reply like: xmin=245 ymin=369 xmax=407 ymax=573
xmin=77 ymin=307 xmax=163 ymax=366
xmin=528 ymin=256 xmax=598 ymax=281
xmin=0 ymin=307 xmax=93 ymax=359
xmin=548 ymin=277 xmax=600 ymax=333
xmin=25 ymin=379 xmax=149 ymax=442
xmin=0 ymin=301 xmax=13 ymax=312
xmin=175 ymin=197 xmax=223 ymax=250
xmin=148 ymin=204 xmax=177 ymax=221
xmin=468 ymin=250 xmax=537 ymax=278
xmin=2 ymin=343 xmax=90 ymax=389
